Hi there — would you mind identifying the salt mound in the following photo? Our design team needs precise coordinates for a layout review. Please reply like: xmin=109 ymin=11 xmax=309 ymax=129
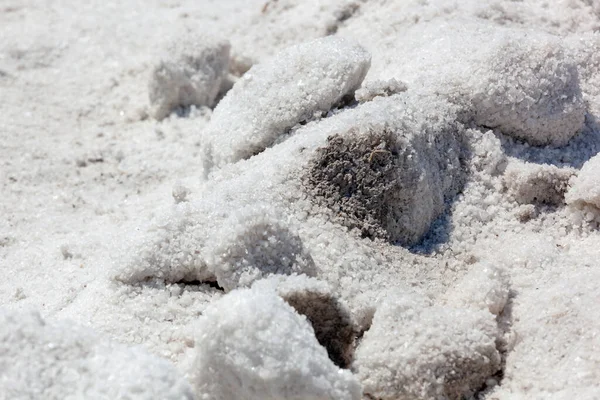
xmin=206 ymin=205 xmax=316 ymax=292
xmin=566 ymin=153 xmax=600 ymax=224
xmin=189 ymin=288 xmax=361 ymax=400
xmin=503 ymin=161 xmax=575 ymax=206
xmin=442 ymin=264 xmax=510 ymax=316
xmin=149 ymin=33 xmax=230 ymax=120
xmin=353 ymin=293 xmax=501 ymax=400
xmin=303 ymin=95 xmax=466 ymax=245
xmin=202 ymin=36 xmax=371 ymax=168
xmin=469 ymin=34 xmax=585 ymax=147
xmin=0 ymin=309 xmax=194 ymax=399
xmin=253 ymin=275 xmax=356 ymax=368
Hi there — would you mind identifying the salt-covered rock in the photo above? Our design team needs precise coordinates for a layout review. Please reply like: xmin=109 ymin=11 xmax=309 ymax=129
xmin=566 ymin=153 xmax=600 ymax=224
xmin=302 ymin=94 xmax=466 ymax=246
xmin=0 ymin=309 xmax=194 ymax=400
xmin=503 ymin=161 xmax=575 ymax=205
xmin=442 ymin=264 xmax=510 ymax=316
xmin=253 ymin=275 xmax=356 ymax=368
xmin=149 ymin=33 xmax=230 ymax=120
xmin=353 ymin=293 xmax=501 ymax=400
xmin=469 ymin=35 xmax=585 ymax=146
xmin=202 ymin=36 xmax=371 ymax=168
xmin=189 ymin=288 xmax=361 ymax=400
xmin=206 ymin=205 xmax=316 ymax=292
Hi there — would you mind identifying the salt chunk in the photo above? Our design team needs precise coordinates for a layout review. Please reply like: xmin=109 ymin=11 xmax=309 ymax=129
xmin=189 ymin=288 xmax=361 ymax=400
xmin=353 ymin=293 xmax=501 ymax=400
xmin=203 ymin=36 xmax=371 ymax=168
xmin=149 ymin=33 xmax=230 ymax=120
xmin=302 ymin=94 xmax=466 ymax=246
xmin=469 ymin=35 xmax=584 ymax=146
xmin=206 ymin=205 xmax=316 ymax=291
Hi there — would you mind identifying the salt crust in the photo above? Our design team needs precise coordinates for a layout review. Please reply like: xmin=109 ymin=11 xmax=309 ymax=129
xmin=188 ymin=287 xmax=361 ymax=400
xmin=201 ymin=35 xmax=371 ymax=168
xmin=149 ymin=33 xmax=230 ymax=120
xmin=0 ymin=309 xmax=195 ymax=400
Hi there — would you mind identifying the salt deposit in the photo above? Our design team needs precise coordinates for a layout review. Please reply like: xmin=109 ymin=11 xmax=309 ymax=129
xmin=2 ymin=0 xmax=600 ymax=399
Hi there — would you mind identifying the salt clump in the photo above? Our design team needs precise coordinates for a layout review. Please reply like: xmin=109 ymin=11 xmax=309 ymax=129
xmin=115 ymin=202 xmax=215 ymax=285
xmin=149 ymin=33 xmax=230 ymax=120
xmin=303 ymin=94 xmax=466 ymax=245
xmin=566 ymin=153 xmax=600 ymax=224
xmin=253 ymin=275 xmax=356 ymax=368
xmin=468 ymin=35 xmax=585 ymax=146
xmin=189 ymin=288 xmax=361 ymax=400
xmin=353 ymin=293 xmax=501 ymax=400
xmin=503 ymin=161 xmax=575 ymax=206
xmin=206 ymin=205 xmax=316 ymax=292
xmin=0 ymin=309 xmax=194 ymax=399
xmin=202 ymin=36 xmax=371 ymax=168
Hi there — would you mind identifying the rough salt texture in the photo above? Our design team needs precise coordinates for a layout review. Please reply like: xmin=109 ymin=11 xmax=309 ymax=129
xmin=188 ymin=288 xmax=361 ymax=400
xmin=149 ymin=33 xmax=230 ymax=120
xmin=303 ymin=94 xmax=466 ymax=245
xmin=353 ymin=293 xmax=501 ymax=400
xmin=566 ymin=153 xmax=600 ymax=225
xmin=202 ymin=36 xmax=371 ymax=169
xmin=253 ymin=275 xmax=356 ymax=368
xmin=503 ymin=161 xmax=576 ymax=206
xmin=0 ymin=309 xmax=195 ymax=400
xmin=441 ymin=263 xmax=510 ymax=316
xmin=467 ymin=34 xmax=585 ymax=147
